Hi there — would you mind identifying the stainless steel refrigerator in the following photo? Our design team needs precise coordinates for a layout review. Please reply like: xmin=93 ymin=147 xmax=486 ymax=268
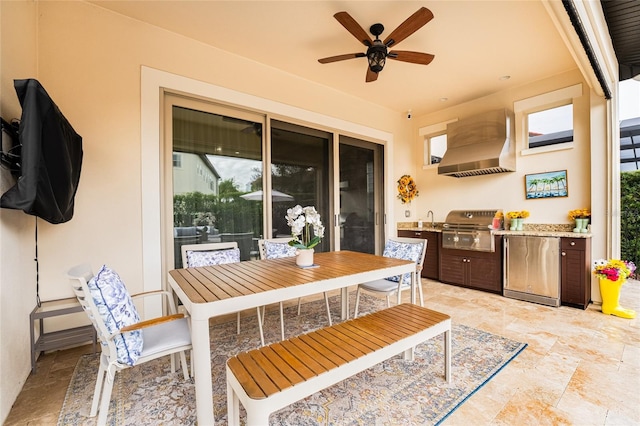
xmin=503 ymin=235 xmax=561 ymax=307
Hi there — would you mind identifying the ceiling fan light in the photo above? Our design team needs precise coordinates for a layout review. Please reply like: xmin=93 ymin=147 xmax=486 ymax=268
xmin=367 ymin=45 xmax=387 ymax=73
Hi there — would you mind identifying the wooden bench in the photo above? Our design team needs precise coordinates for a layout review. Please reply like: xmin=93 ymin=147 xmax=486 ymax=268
xmin=226 ymin=303 xmax=451 ymax=425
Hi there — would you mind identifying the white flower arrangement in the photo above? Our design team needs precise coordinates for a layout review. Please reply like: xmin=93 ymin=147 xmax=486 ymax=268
xmin=285 ymin=205 xmax=325 ymax=249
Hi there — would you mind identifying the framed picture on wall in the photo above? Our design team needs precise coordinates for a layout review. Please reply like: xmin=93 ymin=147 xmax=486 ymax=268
xmin=525 ymin=170 xmax=568 ymax=199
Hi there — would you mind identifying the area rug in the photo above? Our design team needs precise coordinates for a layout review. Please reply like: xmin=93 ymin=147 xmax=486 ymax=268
xmin=58 ymin=294 xmax=527 ymax=425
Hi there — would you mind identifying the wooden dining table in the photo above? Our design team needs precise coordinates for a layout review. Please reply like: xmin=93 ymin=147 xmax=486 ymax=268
xmin=168 ymin=250 xmax=416 ymax=425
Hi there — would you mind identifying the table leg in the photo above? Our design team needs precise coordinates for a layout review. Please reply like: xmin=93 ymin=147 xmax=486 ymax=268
xmin=411 ymin=271 xmax=416 ymax=304
xmin=192 ymin=317 xmax=215 ymax=425
xmin=341 ymin=287 xmax=349 ymax=320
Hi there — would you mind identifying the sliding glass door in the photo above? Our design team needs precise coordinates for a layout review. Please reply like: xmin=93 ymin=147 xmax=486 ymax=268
xmin=163 ymin=94 xmax=383 ymax=268
xmin=167 ymin=95 xmax=264 ymax=266
xmin=270 ymin=120 xmax=332 ymax=252
xmin=339 ymin=136 xmax=384 ymax=254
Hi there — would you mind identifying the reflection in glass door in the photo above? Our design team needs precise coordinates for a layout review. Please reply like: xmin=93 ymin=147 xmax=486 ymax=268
xmin=339 ymin=137 xmax=384 ymax=254
xmin=168 ymin=97 xmax=264 ymax=267
xmin=270 ymin=121 xmax=331 ymax=252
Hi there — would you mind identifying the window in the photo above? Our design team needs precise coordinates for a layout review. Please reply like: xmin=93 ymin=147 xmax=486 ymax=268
xmin=527 ymin=104 xmax=573 ymax=148
xmin=173 ymin=153 xmax=182 ymax=167
xmin=428 ymin=134 xmax=447 ymax=164
xmin=620 ymin=118 xmax=640 ymax=172
xmin=419 ymin=119 xmax=456 ymax=167
xmin=514 ymin=84 xmax=582 ymax=154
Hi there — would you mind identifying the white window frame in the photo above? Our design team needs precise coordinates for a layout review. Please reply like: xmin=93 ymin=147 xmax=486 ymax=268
xmin=514 ymin=84 xmax=582 ymax=156
xmin=419 ymin=119 xmax=457 ymax=168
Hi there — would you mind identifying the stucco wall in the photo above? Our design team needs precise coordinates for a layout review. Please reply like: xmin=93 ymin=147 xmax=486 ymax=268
xmin=0 ymin=1 xmax=39 ymax=421
xmin=411 ymin=69 xmax=591 ymax=225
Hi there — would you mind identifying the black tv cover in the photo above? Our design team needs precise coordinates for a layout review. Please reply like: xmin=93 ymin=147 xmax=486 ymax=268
xmin=0 ymin=79 xmax=83 ymax=224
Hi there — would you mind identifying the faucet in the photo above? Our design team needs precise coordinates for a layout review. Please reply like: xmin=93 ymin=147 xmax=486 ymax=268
xmin=427 ymin=210 xmax=434 ymax=227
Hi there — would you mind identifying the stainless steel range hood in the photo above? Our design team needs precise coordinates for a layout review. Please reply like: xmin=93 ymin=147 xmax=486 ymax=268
xmin=438 ymin=108 xmax=515 ymax=178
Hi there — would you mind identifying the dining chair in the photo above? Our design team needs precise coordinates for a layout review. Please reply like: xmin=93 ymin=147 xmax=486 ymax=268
xmin=353 ymin=237 xmax=427 ymax=317
xmin=258 ymin=238 xmax=332 ymax=340
xmin=181 ymin=242 xmax=267 ymax=346
xmin=68 ymin=263 xmax=192 ymax=426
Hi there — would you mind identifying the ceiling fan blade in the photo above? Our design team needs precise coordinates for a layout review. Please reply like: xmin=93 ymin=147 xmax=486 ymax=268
xmin=383 ymin=7 xmax=434 ymax=48
xmin=318 ymin=53 xmax=366 ymax=64
xmin=388 ymin=50 xmax=435 ymax=65
xmin=334 ymin=11 xmax=373 ymax=47
xmin=366 ymin=68 xmax=379 ymax=83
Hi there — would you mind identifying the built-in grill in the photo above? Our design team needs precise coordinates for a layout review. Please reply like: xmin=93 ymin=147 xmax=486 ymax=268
xmin=442 ymin=209 xmax=503 ymax=252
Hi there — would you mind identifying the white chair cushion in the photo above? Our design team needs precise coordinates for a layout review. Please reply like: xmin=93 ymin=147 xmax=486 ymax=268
xmin=382 ymin=240 xmax=424 ymax=283
xmin=88 ymin=265 xmax=143 ymax=366
xmin=140 ymin=317 xmax=191 ymax=357
xmin=359 ymin=278 xmax=407 ymax=293
xmin=186 ymin=248 xmax=240 ymax=267
xmin=264 ymin=241 xmax=297 ymax=259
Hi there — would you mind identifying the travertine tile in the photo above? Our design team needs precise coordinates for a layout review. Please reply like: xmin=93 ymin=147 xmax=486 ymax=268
xmin=6 ymin=277 xmax=640 ymax=425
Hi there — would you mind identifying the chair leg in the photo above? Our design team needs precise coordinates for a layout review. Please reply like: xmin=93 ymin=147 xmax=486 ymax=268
xmin=354 ymin=286 xmax=362 ymax=318
xmin=237 ymin=311 xmax=241 ymax=335
xmin=90 ymin=361 xmax=107 ymax=417
xmin=96 ymin=369 xmax=116 ymax=426
xmin=297 ymin=297 xmax=302 ymax=315
xmin=170 ymin=353 xmax=176 ymax=373
xmin=418 ymin=279 xmax=425 ymax=307
xmin=279 ymin=302 xmax=285 ymax=341
xmin=323 ymin=292 xmax=332 ymax=326
xmin=386 ymin=295 xmax=391 ymax=308
xmin=261 ymin=305 xmax=266 ymax=326
xmin=256 ymin=307 xmax=265 ymax=347
xmin=179 ymin=350 xmax=190 ymax=380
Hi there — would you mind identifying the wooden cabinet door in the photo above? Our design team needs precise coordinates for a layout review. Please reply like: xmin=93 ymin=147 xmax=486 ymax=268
xmin=397 ymin=230 xmax=439 ymax=280
xmin=439 ymin=253 xmax=467 ymax=286
xmin=467 ymin=255 xmax=501 ymax=292
xmin=561 ymin=238 xmax=591 ymax=309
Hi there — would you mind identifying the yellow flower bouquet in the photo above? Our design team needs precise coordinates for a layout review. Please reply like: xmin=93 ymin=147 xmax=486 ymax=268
xmin=507 ymin=210 xmax=529 ymax=231
xmin=506 ymin=210 xmax=530 ymax=219
xmin=569 ymin=208 xmax=590 ymax=233
xmin=397 ymin=175 xmax=418 ymax=204
xmin=568 ymin=208 xmax=590 ymax=220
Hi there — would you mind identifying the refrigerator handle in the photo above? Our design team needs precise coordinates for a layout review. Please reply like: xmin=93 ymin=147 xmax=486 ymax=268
xmin=503 ymin=237 xmax=509 ymax=290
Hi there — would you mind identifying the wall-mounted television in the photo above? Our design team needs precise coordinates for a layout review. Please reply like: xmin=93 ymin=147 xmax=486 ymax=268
xmin=0 ymin=79 xmax=83 ymax=224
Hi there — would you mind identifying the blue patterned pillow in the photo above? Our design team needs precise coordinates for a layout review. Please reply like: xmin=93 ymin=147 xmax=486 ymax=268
xmin=88 ymin=265 xmax=143 ymax=366
xmin=186 ymin=248 xmax=240 ymax=267
xmin=383 ymin=240 xmax=424 ymax=283
xmin=264 ymin=241 xmax=297 ymax=259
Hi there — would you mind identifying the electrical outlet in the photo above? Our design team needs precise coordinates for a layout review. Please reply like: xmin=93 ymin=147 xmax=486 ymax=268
xmin=405 ymin=210 xmax=410 ymax=217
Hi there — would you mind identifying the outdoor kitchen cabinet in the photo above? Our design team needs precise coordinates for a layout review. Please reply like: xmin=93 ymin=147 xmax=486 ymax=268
xmin=397 ymin=230 xmax=440 ymax=280
xmin=560 ymin=237 xmax=592 ymax=309
xmin=438 ymin=236 xmax=503 ymax=293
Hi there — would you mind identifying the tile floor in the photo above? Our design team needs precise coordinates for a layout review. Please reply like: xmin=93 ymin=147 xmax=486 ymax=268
xmin=5 ymin=278 xmax=640 ymax=425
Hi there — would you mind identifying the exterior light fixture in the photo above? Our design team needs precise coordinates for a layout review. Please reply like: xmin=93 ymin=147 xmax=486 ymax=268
xmin=367 ymin=43 xmax=387 ymax=73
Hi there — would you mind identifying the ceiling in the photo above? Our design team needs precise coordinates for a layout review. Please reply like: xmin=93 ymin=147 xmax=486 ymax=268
xmin=600 ymin=0 xmax=640 ymax=81
xmin=90 ymin=1 xmax=581 ymax=116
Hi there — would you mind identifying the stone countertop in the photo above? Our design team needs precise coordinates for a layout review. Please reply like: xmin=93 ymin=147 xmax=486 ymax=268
xmin=495 ymin=230 xmax=592 ymax=238
xmin=398 ymin=222 xmax=592 ymax=238
xmin=399 ymin=226 xmax=443 ymax=233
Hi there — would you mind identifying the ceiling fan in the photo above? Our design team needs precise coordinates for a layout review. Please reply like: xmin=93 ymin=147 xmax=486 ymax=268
xmin=318 ymin=7 xmax=435 ymax=82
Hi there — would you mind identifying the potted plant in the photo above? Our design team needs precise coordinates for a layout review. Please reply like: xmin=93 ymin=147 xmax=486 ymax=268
xmin=286 ymin=205 xmax=325 ymax=267
xmin=593 ymin=258 xmax=636 ymax=318
xmin=506 ymin=210 xmax=529 ymax=231
xmin=568 ymin=208 xmax=591 ymax=233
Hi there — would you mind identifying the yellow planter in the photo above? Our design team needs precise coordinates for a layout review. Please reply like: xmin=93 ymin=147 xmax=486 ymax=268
xmin=599 ymin=278 xmax=636 ymax=319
